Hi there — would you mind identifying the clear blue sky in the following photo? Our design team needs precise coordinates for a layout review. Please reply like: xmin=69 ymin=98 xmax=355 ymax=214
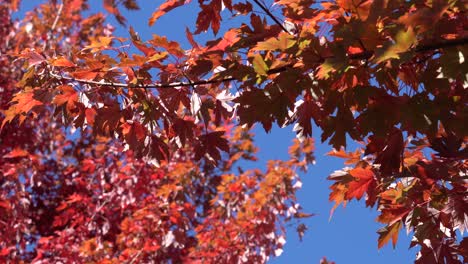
xmin=17 ymin=1 xmax=419 ymax=263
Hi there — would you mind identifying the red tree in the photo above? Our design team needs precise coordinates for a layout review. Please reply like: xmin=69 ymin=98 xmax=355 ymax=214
xmin=1 ymin=0 xmax=467 ymax=263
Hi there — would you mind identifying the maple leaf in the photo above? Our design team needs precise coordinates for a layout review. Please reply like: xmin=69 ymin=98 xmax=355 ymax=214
xmin=195 ymin=0 xmax=222 ymax=35
xmin=377 ymin=221 xmax=402 ymax=249
xmin=53 ymin=85 xmax=78 ymax=112
xmin=195 ymin=131 xmax=229 ymax=162
xmin=50 ymin=57 xmax=76 ymax=67
xmin=292 ymin=96 xmax=322 ymax=139
xmin=346 ymin=168 xmax=375 ymax=200
xmin=2 ymin=89 xmax=43 ymax=128
xmin=375 ymin=128 xmax=404 ymax=175
xmin=374 ymin=28 xmax=417 ymax=63
xmin=328 ymin=183 xmax=348 ymax=218
xmin=121 ymin=121 xmax=146 ymax=151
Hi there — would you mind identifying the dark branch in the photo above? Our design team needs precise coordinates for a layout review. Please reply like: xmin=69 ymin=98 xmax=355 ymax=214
xmin=49 ymin=72 xmax=236 ymax=89
xmin=415 ymin=37 xmax=468 ymax=53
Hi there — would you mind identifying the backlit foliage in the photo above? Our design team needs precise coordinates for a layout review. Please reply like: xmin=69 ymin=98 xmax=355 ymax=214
xmin=0 ymin=0 xmax=466 ymax=263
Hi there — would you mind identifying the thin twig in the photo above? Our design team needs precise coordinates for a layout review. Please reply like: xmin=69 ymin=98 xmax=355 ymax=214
xmin=49 ymin=71 xmax=237 ymax=89
xmin=51 ymin=3 xmax=64 ymax=31
xmin=43 ymin=3 xmax=64 ymax=50
xmin=251 ymin=0 xmax=290 ymax=34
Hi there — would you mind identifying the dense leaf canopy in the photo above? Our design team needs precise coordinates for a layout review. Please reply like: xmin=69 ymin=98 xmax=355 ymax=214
xmin=0 ymin=0 xmax=466 ymax=263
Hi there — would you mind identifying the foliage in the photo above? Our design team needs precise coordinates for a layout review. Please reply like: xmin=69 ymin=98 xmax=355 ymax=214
xmin=0 ymin=0 xmax=467 ymax=263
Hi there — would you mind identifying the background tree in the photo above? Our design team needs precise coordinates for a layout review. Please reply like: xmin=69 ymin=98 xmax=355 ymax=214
xmin=1 ymin=0 xmax=467 ymax=263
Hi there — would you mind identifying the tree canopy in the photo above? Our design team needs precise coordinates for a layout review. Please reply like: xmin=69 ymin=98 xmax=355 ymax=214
xmin=0 ymin=0 xmax=466 ymax=263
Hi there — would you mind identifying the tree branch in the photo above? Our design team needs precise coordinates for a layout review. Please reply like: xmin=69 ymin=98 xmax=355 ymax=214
xmin=48 ymin=37 xmax=467 ymax=89
xmin=251 ymin=0 xmax=290 ymax=34
xmin=49 ymin=71 xmax=236 ymax=89
xmin=415 ymin=37 xmax=468 ymax=53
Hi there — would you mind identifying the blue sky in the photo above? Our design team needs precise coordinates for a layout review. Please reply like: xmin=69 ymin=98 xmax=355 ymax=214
xmin=17 ymin=1 xmax=419 ymax=262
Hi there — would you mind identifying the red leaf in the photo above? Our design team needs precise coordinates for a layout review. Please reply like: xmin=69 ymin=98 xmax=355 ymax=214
xmin=195 ymin=131 xmax=229 ymax=162
xmin=122 ymin=121 xmax=146 ymax=150
xmin=293 ymin=96 xmax=321 ymax=139
xmin=347 ymin=46 xmax=364 ymax=55
xmin=17 ymin=49 xmax=46 ymax=66
xmin=208 ymin=29 xmax=240 ymax=51
xmin=375 ymin=128 xmax=404 ymax=174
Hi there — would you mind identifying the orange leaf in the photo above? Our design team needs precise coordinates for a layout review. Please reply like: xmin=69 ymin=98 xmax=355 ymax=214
xmin=50 ymin=57 xmax=76 ymax=67
xmin=346 ymin=168 xmax=375 ymax=200
xmin=3 ymin=148 xmax=29 ymax=159
xmin=53 ymin=85 xmax=78 ymax=109
xmin=377 ymin=221 xmax=402 ymax=249
xmin=326 ymin=148 xmax=361 ymax=165
xmin=329 ymin=183 xmax=348 ymax=219
xmin=85 ymin=36 xmax=113 ymax=52
xmin=71 ymin=70 xmax=99 ymax=80
xmin=3 ymin=90 xmax=44 ymax=127
xmin=103 ymin=0 xmax=118 ymax=14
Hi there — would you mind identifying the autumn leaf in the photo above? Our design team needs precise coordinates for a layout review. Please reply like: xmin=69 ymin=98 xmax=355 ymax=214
xmin=195 ymin=131 xmax=229 ymax=162
xmin=149 ymin=0 xmax=190 ymax=26
xmin=3 ymin=148 xmax=29 ymax=159
xmin=346 ymin=168 xmax=375 ymax=200
xmin=374 ymin=28 xmax=416 ymax=63
xmin=16 ymin=48 xmax=46 ymax=67
xmin=7 ymin=89 xmax=43 ymax=117
xmin=208 ymin=29 xmax=240 ymax=51
xmin=84 ymin=36 xmax=114 ymax=52
xmin=53 ymin=85 xmax=78 ymax=111
xmin=377 ymin=221 xmax=402 ymax=249
xmin=252 ymin=54 xmax=269 ymax=76
xmin=121 ymin=121 xmax=146 ymax=150
xmin=326 ymin=148 xmax=361 ymax=165
xmin=50 ymin=57 xmax=76 ymax=67
xmin=328 ymin=183 xmax=348 ymax=218
xmin=254 ymin=32 xmax=296 ymax=51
